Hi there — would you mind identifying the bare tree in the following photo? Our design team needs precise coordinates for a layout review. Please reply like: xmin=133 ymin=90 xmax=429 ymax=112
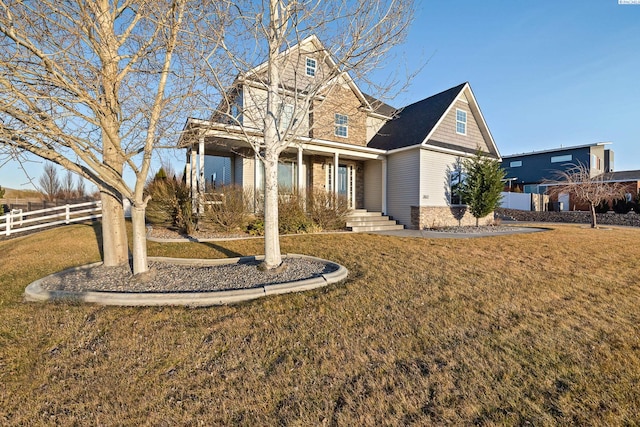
xmin=61 ymin=170 xmax=75 ymax=201
xmin=201 ymin=0 xmax=415 ymax=269
xmin=547 ymin=162 xmax=626 ymax=228
xmin=0 ymin=1 xmax=228 ymax=275
xmin=76 ymin=176 xmax=87 ymax=200
xmin=38 ymin=163 xmax=61 ymax=201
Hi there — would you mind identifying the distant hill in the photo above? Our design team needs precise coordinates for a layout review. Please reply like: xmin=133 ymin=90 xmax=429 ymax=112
xmin=1 ymin=187 xmax=43 ymax=200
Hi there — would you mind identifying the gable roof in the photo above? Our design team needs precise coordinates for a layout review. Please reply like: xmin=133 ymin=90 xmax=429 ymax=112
xmin=368 ymin=83 xmax=465 ymax=151
xmin=367 ymin=82 xmax=499 ymax=158
xmin=241 ymin=35 xmax=381 ymax=115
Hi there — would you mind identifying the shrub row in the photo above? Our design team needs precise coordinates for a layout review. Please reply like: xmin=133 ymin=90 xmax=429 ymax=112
xmin=145 ymin=178 xmax=350 ymax=235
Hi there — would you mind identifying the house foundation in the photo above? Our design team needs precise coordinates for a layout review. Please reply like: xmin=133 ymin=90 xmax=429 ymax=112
xmin=410 ymin=206 xmax=494 ymax=229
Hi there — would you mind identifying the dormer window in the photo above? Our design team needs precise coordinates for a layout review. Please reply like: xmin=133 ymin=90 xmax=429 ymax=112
xmin=306 ymin=58 xmax=317 ymax=77
xmin=456 ymin=109 xmax=467 ymax=135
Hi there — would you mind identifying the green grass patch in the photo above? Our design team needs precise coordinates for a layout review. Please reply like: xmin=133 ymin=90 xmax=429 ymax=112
xmin=1 ymin=223 xmax=640 ymax=424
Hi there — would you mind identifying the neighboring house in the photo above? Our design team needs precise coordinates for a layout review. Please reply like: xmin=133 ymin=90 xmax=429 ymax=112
xmin=502 ymin=142 xmax=614 ymax=193
xmin=179 ymin=36 xmax=501 ymax=229
xmin=501 ymin=142 xmax=616 ymax=211
xmin=600 ymin=170 xmax=640 ymax=196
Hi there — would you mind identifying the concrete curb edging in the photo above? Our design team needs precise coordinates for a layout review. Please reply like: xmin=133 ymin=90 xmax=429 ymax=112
xmin=24 ymin=254 xmax=348 ymax=307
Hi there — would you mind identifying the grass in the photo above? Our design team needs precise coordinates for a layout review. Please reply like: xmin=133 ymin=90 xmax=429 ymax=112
xmin=1 ymin=223 xmax=640 ymax=425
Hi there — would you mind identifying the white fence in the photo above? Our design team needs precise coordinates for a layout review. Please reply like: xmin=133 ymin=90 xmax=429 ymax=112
xmin=500 ymin=192 xmax=532 ymax=211
xmin=0 ymin=201 xmax=102 ymax=237
xmin=500 ymin=192 xmax=550 ymax=211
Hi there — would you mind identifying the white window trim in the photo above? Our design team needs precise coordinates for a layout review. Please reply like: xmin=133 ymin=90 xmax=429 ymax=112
xmin=455 ymin=108 xmax=467 ymax=135
xmin=335 ymin=113 xmax=348 ymax=138
xmin=305 ymin=57 xmax=317 ymax=77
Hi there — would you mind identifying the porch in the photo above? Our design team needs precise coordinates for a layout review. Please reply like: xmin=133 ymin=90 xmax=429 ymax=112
xmin=183 ymin=129 xmax=389 ymax=215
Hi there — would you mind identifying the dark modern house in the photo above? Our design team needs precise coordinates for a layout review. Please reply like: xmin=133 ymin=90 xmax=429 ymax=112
xmin=501 ymin=142 xmax=613 ymax=194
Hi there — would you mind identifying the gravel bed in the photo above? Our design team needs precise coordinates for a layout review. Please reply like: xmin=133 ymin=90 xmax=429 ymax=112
xmin=38 ymin=258 xmax=338 ymax=293
xmin=423 ymin=225 xmax=526 ymax=234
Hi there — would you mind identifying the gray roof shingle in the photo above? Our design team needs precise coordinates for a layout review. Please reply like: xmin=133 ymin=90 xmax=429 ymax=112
xmin=367 ymin=82 xmax=467 ymax=151
xmin=362 ymin=93 xmax=397 ymax=118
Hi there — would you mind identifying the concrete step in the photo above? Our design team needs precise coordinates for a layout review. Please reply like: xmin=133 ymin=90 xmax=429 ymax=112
xmin=346 ymin=218 xmax=394 ymax=227
xmin=346 ymin=215 xmax=391 ymax=223
xmin=346 ymin=210 xmax=384 ymax=218
xmin=345 ymin=209 xmax=402 ymax=232
xmin=348 ymin=224 xmax=405 ymax=232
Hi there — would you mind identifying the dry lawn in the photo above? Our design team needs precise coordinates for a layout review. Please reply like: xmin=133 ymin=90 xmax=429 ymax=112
xmin=1 ymin=223 xmax=640 ymax=425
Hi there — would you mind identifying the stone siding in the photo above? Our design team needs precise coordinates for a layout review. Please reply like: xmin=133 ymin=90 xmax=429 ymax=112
xmin=356 ymin=161 xmax=365 ymax=209
xmin=309 ymin=156 xmax=326 ymax=191
xmin=411 ymin=206 xmax=494 ymax=229
xmin=311 ymin=83 xmax=368 ymax=146
xmin=496 ymin=208 xmax=640 ymax=227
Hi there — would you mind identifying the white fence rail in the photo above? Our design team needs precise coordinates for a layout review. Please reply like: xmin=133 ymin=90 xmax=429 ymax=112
xmin=0 ymin=201 xmax=102 ymax=237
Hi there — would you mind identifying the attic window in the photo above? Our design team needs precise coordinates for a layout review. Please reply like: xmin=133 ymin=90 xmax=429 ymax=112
xmin=456 ymin=109 xmax=467 ymax=135
xmin=306 ymin=58 xmax=317 ymax=77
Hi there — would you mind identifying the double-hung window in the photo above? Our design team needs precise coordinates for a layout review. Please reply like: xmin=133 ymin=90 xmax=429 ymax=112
xmin=306 ymin=58 xmax=317 ymax=77
xmin=335 ymin=113 xmax=348 ymax=138
xmin=279 ymin=103 xmax=294 ymax=130
xmin=456 ymin=109 xmax=467 ymax=135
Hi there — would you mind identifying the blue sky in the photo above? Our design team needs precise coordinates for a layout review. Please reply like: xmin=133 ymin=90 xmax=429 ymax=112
xmin=384 ymin=0 xmax=640 ymax=168
xmin=1 ymin=0 xmax=639 ymax=190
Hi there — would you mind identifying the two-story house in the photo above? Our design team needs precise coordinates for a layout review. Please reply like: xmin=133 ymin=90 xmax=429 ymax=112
xmin=501 ymin=143 xmax=614 ymax=210
xmin=179 ymin=36 xmax=501 ymax=229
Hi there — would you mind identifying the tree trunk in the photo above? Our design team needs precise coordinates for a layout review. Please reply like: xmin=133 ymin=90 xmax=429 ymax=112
xmin=590 ymin=203 xmax=597 ymax=228
xmin=100 ymin=190 xmax=128 ymax=266
xmin=130 ymin=204 xmax=149 ymax=275
xmin=262 ymin=152 xmax=282 ymax=269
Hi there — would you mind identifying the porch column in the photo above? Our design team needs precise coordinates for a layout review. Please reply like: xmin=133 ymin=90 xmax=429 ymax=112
xmin=198 ymin=137 xmax=205 ymax=214
xmin=297 ymin=146 xmax=304 ymax=192
xmin=185 ymin=152 xmax=191 ymax=189
xmin=381 ymin=157 xmax=387 ymax=215
xmin=190 ymin=145 xmax=197 ymax=213
xmin=254 ymin=151 xmax=260 ymax=213
xmin=333 ymin=152 xmax=339 ymax=194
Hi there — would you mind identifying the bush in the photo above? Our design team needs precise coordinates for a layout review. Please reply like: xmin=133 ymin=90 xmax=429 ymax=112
xmin=595 ymin=200 xmax=609 ymax=213
xmin=612 ymin=198 xmax=634 ymax=214
xmin=278 ymin=192 xmax=314 ymax=234
xmin=202 ymin=185 xmax=250 ymax=233
xmin=145 ymin=177 xmax=194 ymax=234
xmin=246 ymin=217 xmax=264 ymax=236
xmin=306 ymin=189 xmax=350 ymax=230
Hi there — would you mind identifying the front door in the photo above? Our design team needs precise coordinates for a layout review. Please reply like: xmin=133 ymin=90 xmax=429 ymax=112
xmin=338 ymin=165 xmax=348 ymax=196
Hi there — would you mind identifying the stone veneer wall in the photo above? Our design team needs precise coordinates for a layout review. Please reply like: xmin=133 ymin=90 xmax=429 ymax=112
xmin=496 ymin=208 xmax=640 ymax=227
xmin=411 ymin=206 xmax=494 ymax=229
xmin=356 ymin=161 xmax=365 ymax=209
